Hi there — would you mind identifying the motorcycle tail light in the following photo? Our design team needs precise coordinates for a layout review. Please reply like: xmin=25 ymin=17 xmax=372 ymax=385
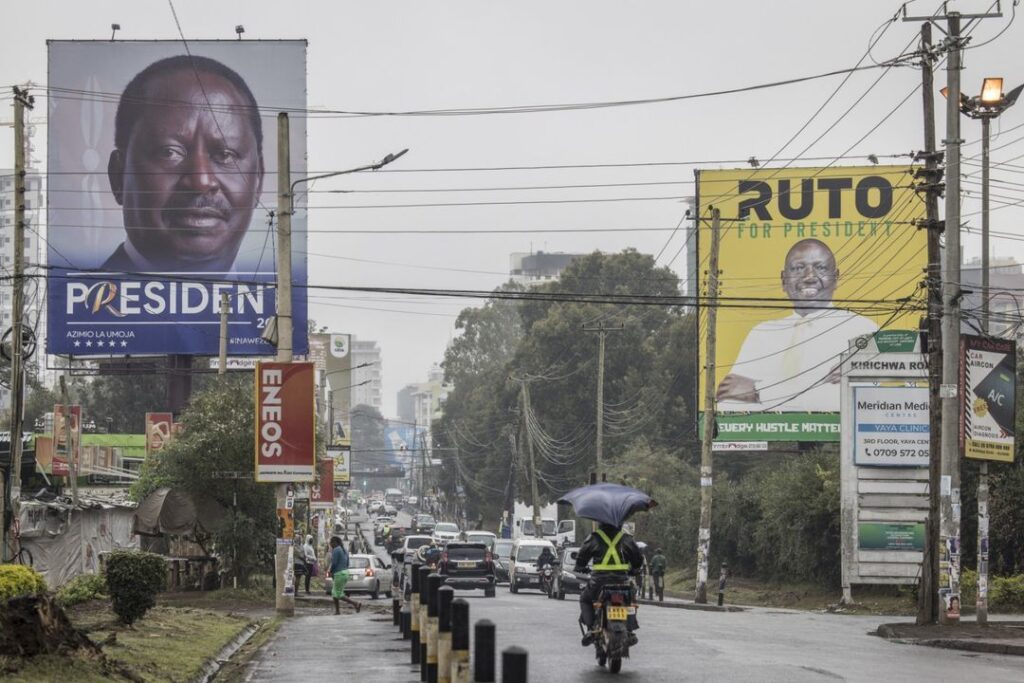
xmin=610 ymin=592 xmax=625 ymax=605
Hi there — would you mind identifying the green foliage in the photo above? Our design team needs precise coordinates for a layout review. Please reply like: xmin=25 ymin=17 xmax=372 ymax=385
xmin=76 ymin=373 xmax=168 ymax=433
xmin=131 ymin=374 xmax=276 ymax=584
xmin=351 ymin=403 xmax=387 ymax=453
xmin=0 ymin=564 xmax=47 ymax=601
xmin=105 ymin=550 xmax=167 ymax=624
xmin=55 ymin=573 xmax=108 ymax=607
xmin=960 ymin=569 xmax=1024 ymax=612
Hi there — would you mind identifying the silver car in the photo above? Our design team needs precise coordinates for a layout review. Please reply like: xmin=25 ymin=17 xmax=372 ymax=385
xmin=339 ymin=554 xmax=392 ymax=599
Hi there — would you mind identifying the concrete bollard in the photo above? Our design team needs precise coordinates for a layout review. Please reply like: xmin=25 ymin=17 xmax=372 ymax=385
xmin=410 ymin=563 xmax=422 ymax=664
xmin=502 ymin=646 xmax=528 ymax=683
xmin=402 ymin=606 xmax=411 ymax=639
xmin=419 ymin=566 xmax=431 ymax=682
xmin=426 ymin=573 xmax=442 ymax=683
xmin=473 ymin=619 xmax=496 ymax=682
xmin=437 ymin=587 xmax=454 ymax=683
xmin=450 ymin=598 xmax=470 ymax=683
xmin=717 ymin=562 xmax=728 ymax=607
xmin=393 ymin=596 xmax=401 ymax=626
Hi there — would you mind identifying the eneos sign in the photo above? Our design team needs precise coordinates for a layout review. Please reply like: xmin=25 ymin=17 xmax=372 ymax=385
xmin=255 ymin=362 xmax=315 ymax=482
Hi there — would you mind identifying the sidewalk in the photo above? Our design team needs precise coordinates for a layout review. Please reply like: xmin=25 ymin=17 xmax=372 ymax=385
xmin=242 ymin=599 xmax=418 ymax=682
xmin=876 ymin=620 xmax=1024 ymax=656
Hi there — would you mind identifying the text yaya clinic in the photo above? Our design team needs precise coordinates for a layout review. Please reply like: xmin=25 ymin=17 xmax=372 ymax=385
xmin=64 ymin=280 xmax=269 ymax=316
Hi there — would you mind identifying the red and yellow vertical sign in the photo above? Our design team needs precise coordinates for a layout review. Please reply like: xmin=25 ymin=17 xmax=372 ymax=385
xmin=310 ymin=458 xmax=335 ymax=509
xmin=255 ymin=362 xmax=316 ymax=482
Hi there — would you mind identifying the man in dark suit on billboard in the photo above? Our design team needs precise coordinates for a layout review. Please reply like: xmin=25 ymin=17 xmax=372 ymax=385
xmin=106 ymin=55 xmax=264 ymax=273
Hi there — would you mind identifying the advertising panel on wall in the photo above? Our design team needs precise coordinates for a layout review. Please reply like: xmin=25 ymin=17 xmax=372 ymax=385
xmin=46 ymin=40 xmax=308 ymax=356
xmin=308 ymin=333 xmax=352 ymax=441
xmin=852 ymin=386 xmax=929 ymax=467
xmin=960 ymin=335 xmax=1016 ymax=463
xmin=255 ymin=362 xmax=315 ymax=483
xmin=696 ymin=166 xmax=927 ymax=442
xmin=328 ymin=443 xmax=351 ymax=487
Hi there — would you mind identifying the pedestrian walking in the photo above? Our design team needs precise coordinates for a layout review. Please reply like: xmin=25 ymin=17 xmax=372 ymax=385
xmin=650 ymin=547 xmax=667 ymax=601
xmin=328 ymin=536 xmax=362 ymax=614
xmin=302 ymin=534 xmax=318 ymax=595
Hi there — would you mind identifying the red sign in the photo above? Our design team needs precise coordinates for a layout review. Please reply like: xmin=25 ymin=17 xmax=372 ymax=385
xmin=145 ymin=412 xmax=174 ymax=457
xmin=310 ymin=458 xmax=335 ymax=509
xmin=255 ymin=362 xmax=315 ymax=482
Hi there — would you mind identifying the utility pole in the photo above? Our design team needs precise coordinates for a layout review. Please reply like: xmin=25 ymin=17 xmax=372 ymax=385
xmin=274 ymin=112 xmax=295 ymax=617
xmin=518 ymin=381 xmax=542 ymax=538
xmin=7 ymin=86 xmax=33 ymax=518
xmin=583 ymin=323 xmax=623 ymax=480
xmin=60 ymin=375 xmax=77 ymax=507
xmin=913 ymin=21 xmax=944 ymax=626
xmin=218 ymin=292 xmax=229 ymax=375
xmin=695 ymin=207 xmax=721 ymax=604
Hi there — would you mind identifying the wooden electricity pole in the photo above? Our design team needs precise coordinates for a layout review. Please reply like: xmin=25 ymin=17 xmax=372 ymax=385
xmin=695 ymin=208 xmax=721 ymax=604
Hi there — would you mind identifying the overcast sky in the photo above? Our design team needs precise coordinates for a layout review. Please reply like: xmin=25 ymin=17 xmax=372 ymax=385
xmin=3 ymin=1 xmax=1023 ymax=416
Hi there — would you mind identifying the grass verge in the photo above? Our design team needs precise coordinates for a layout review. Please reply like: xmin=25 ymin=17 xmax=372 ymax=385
xmin=1 ymin=601 xmax=254 ymax=682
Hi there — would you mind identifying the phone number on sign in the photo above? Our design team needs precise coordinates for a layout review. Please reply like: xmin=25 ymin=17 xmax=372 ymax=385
xmin=866 ymin=448 xmax=928 ymax=458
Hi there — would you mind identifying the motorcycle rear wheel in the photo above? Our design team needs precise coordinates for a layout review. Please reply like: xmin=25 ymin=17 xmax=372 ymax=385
xmin=609 ymin=657 xmax=622 ymax=673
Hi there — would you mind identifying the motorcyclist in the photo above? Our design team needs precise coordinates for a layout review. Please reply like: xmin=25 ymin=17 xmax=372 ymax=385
xmin=575 ymin=522 xmax=643 ymax=647
xmin=535 ymin=546 xmax=557 ymax=571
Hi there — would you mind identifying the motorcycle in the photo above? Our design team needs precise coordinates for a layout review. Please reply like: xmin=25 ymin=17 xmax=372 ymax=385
xmin=539 ymin=563 xmax=555 ymax=596
xmin=579 ymin=579 xmax=638 ymax=674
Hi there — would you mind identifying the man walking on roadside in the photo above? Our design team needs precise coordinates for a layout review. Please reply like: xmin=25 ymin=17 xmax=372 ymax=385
xmin=328 ymin=536 xmax=362 ymax=614
xmin=650 ymin=548 xmax=667 ymax=602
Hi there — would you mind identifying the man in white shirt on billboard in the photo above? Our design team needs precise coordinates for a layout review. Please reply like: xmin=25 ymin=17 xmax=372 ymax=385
xmin=715 ymin=238 xmax=878 ymax=412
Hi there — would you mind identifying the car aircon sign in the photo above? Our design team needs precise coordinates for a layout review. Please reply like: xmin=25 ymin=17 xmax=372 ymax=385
xmin=255 ymin=362 xmax=315 ymax=482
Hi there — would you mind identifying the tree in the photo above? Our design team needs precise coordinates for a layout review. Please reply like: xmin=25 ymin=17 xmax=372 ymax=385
xmin=76 ymin=373 xmax=168 ymax=433
xmin=132 ymin=374 xmax=276 ymax=584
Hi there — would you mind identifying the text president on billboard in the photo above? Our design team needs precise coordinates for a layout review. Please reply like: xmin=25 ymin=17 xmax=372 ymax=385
xmin=715 ymin=238 xmax=877 ymax=412
xmin=106 ymin=55 xmax=264 ymax=273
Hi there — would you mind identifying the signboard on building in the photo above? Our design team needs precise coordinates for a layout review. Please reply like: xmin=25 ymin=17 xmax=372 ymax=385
xmin=46 ymin=40 xmax=308 ymax=356
xmin=255 ymin=362 xmax=315 ymax=483
xmin=145 ymin=412 xmax=173 ymax=458
xmin=309 ymin=333 xmax=352 ymax=441
xmin=857 ymin=522 xmax=926 ymax=551
xmin=695 ymin=167 xmax=926 ymax=442
xmin=328 ymin=443 xmax=351 ymax=487
xmin=960 ymin=335 xmax=1016 ymax=463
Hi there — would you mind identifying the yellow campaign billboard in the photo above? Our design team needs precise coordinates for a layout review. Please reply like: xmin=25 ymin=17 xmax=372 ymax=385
xmin=696 ymin=166 xmax=927 ymax=441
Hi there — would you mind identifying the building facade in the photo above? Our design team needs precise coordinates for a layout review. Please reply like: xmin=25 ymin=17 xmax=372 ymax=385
xmin=351 ymin=338 xmax=383 ymax=410
xmin=509 ymin=251 xmax=584 ymax=287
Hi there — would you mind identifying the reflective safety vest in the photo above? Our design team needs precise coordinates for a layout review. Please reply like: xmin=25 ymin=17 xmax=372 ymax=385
xmin=592 ymin=529 xmax=630 ymax=572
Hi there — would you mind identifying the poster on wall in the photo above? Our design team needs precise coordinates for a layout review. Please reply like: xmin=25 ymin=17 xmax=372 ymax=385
xmin=852 ymin=386 xmax=929 ymax=467
xmin=46 ymin=40 xmax=308 ymax=356
xmin=329 ymin=443 xmax=351 ymax=487
xmin=960 ymin=335 xmax=1016 ymax=463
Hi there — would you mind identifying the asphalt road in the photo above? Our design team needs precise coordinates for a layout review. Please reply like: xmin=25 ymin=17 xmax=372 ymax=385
xmin=352 ymin=508 xmax=1023 ymax=682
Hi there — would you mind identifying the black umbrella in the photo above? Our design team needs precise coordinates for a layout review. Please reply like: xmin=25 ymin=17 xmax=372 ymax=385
xmin=557 ymin=483 xmax=656 ymax=528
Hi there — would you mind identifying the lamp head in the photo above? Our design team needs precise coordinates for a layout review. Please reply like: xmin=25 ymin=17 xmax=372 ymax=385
xmin=980 ymin=77 xmax=1004 ymax=106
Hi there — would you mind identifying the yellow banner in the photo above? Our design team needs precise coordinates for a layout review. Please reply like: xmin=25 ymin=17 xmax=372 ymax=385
xmin=697 ymin=166 xmax=927 ymax=420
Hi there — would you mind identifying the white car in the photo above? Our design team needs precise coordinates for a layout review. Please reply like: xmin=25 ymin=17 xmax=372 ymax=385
xmin=432 ymin=522 xmax=461 ymax=545
xmin=508 ymin=538 xmax=556 ymax=594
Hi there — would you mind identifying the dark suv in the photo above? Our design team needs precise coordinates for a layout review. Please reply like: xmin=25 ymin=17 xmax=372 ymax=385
xmin=438 ymin=542 xmax=496 ymax=597
xmin=413 ymin=514 xmax=436 ymax=535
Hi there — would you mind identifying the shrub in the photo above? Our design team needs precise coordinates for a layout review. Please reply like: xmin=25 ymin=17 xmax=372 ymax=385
xmin=56 ymin=573 xmax=108 ymax=607
xmin=958 ymin=569 xmax=1024 ymax=612
xmin=0 ymin=564 xmax=47 ymax=601
xmin=104 ymin=550 xmax=167 ymax=625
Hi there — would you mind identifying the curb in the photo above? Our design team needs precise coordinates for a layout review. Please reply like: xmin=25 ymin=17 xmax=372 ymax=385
xmin=194 ymin=621 xmax=262 ymax=683
xmin=917 ymin=638 xmax=1024 ymax=656
xmin=637 ymin=598 xmax=745 ymax=612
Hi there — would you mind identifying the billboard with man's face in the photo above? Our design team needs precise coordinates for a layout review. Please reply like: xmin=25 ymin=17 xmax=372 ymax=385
xmin=696 ymin=166 xmax=927 ymax=442
xmin=46 ymin=40 xmax=308 ymax=356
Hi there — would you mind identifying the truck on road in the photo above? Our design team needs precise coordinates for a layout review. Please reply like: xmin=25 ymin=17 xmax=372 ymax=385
xmin=512 ymin=501 xmax=575 ymax=546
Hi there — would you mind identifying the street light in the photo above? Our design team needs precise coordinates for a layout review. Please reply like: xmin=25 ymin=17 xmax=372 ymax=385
xmin=942 ymin=76 xmax=1022 ymax=628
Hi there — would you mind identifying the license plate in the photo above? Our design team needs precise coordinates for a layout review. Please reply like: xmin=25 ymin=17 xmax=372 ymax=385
xmin=607 ymin=606 xmax=628 ymax=621
xmin=457 ymin=561 xmax=476 ymax=568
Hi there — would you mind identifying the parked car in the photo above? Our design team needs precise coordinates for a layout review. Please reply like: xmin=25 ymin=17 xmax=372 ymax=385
xmin=368 ymin=500 xmax=385 ymax=515
xmin=432 ymin=522 xmax=461 ymax=545
xmin=413 ymin=514 xmax=437 ymax=535
xmin=438 ymin=542 xmax=496 ymax=597
xmin=508 ymin=538 xmax=556 ymax=594
xmin=549 ymin=546 xmax=584 ymax=600
xmin=492 ymin=538 xmax=513 ymax=584
xmin=383 ymin=503 xmax=398 ymax=516
xmin=330 ymin=553 xmax=391 ymax=599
